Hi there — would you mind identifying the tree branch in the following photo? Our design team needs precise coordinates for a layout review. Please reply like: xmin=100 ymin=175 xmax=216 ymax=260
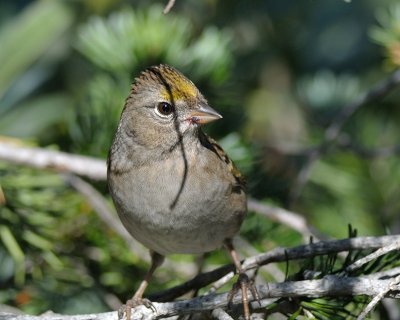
xmin=0 ymin=141 xmax=106 ymax=180
xmin=149 ymin=234 xmax=400 ymax=301
xmin=2 ymin=273 xmax=400 ymax=320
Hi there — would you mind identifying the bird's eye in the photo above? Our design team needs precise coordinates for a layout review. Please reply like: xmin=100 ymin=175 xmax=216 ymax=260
xmin=156 ymin=102 xmax=174 ymax=116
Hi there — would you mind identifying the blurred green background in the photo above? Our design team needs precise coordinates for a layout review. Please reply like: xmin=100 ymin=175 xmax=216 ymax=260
xmin=1 ymin=0 xmax=400 ymax=318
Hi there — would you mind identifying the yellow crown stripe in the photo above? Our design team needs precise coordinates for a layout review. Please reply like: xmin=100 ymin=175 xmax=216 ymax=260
xmin=160 ymin=75 xmax=198 ymax=101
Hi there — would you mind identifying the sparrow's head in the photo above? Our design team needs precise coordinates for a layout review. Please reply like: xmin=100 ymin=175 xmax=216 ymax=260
xmin=119 ymin=64 xmax=222 ymax=149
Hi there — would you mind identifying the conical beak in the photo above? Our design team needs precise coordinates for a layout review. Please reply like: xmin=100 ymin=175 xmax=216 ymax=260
xmin=189 ymin=103 xmax=222 ymax=124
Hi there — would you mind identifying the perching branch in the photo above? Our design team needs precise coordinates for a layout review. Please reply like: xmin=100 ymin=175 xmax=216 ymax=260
xmin=148 ymin=234 xmax=400 ymax=302
xmin=0 ymin=236 xmax=400 ymax=320
xmin=2 ymin=263 xmax=400 ymax=320
xmin=2 ymin=277 xmax=400 ymax=320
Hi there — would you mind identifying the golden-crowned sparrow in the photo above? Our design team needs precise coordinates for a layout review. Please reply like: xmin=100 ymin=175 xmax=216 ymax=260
xmin=108 ymin=64 xmax=252 ymax=319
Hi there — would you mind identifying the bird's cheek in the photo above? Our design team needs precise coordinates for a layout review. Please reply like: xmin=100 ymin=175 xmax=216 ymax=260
xmin=175 ymin=119 xmax=194 ymax=133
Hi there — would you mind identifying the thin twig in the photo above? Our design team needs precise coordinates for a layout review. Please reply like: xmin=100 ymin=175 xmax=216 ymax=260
xmin=345 ymin=241 xmax=400 ymax=274
xmin=357 ymin=274 xmax=400 ymax=320
xmin=205 ymin=271 xmax=235 ymax=295
xmin=163 ymin=0 xmax=176 ymax=14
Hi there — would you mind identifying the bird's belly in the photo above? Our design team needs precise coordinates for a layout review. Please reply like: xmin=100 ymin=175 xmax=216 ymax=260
xmin=112 ymin=165 xmax=245 ymax=255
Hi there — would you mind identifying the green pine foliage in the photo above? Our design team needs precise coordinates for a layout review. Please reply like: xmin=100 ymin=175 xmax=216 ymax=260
xmin=1 ymin=0 xmax=400 ymax=318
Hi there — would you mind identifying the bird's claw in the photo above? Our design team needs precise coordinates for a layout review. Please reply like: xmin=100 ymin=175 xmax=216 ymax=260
xmin=118 ymin=297 xmax=156 ymax=320
xmin=227 ymin=272 xmax=260 ymax=320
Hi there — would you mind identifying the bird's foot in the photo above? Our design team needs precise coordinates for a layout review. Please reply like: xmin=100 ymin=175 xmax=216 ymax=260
xmin=227 ymin=272 xmax=260 ymax=320
xmin=118 ymin=297 xmax=155 ymax=320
